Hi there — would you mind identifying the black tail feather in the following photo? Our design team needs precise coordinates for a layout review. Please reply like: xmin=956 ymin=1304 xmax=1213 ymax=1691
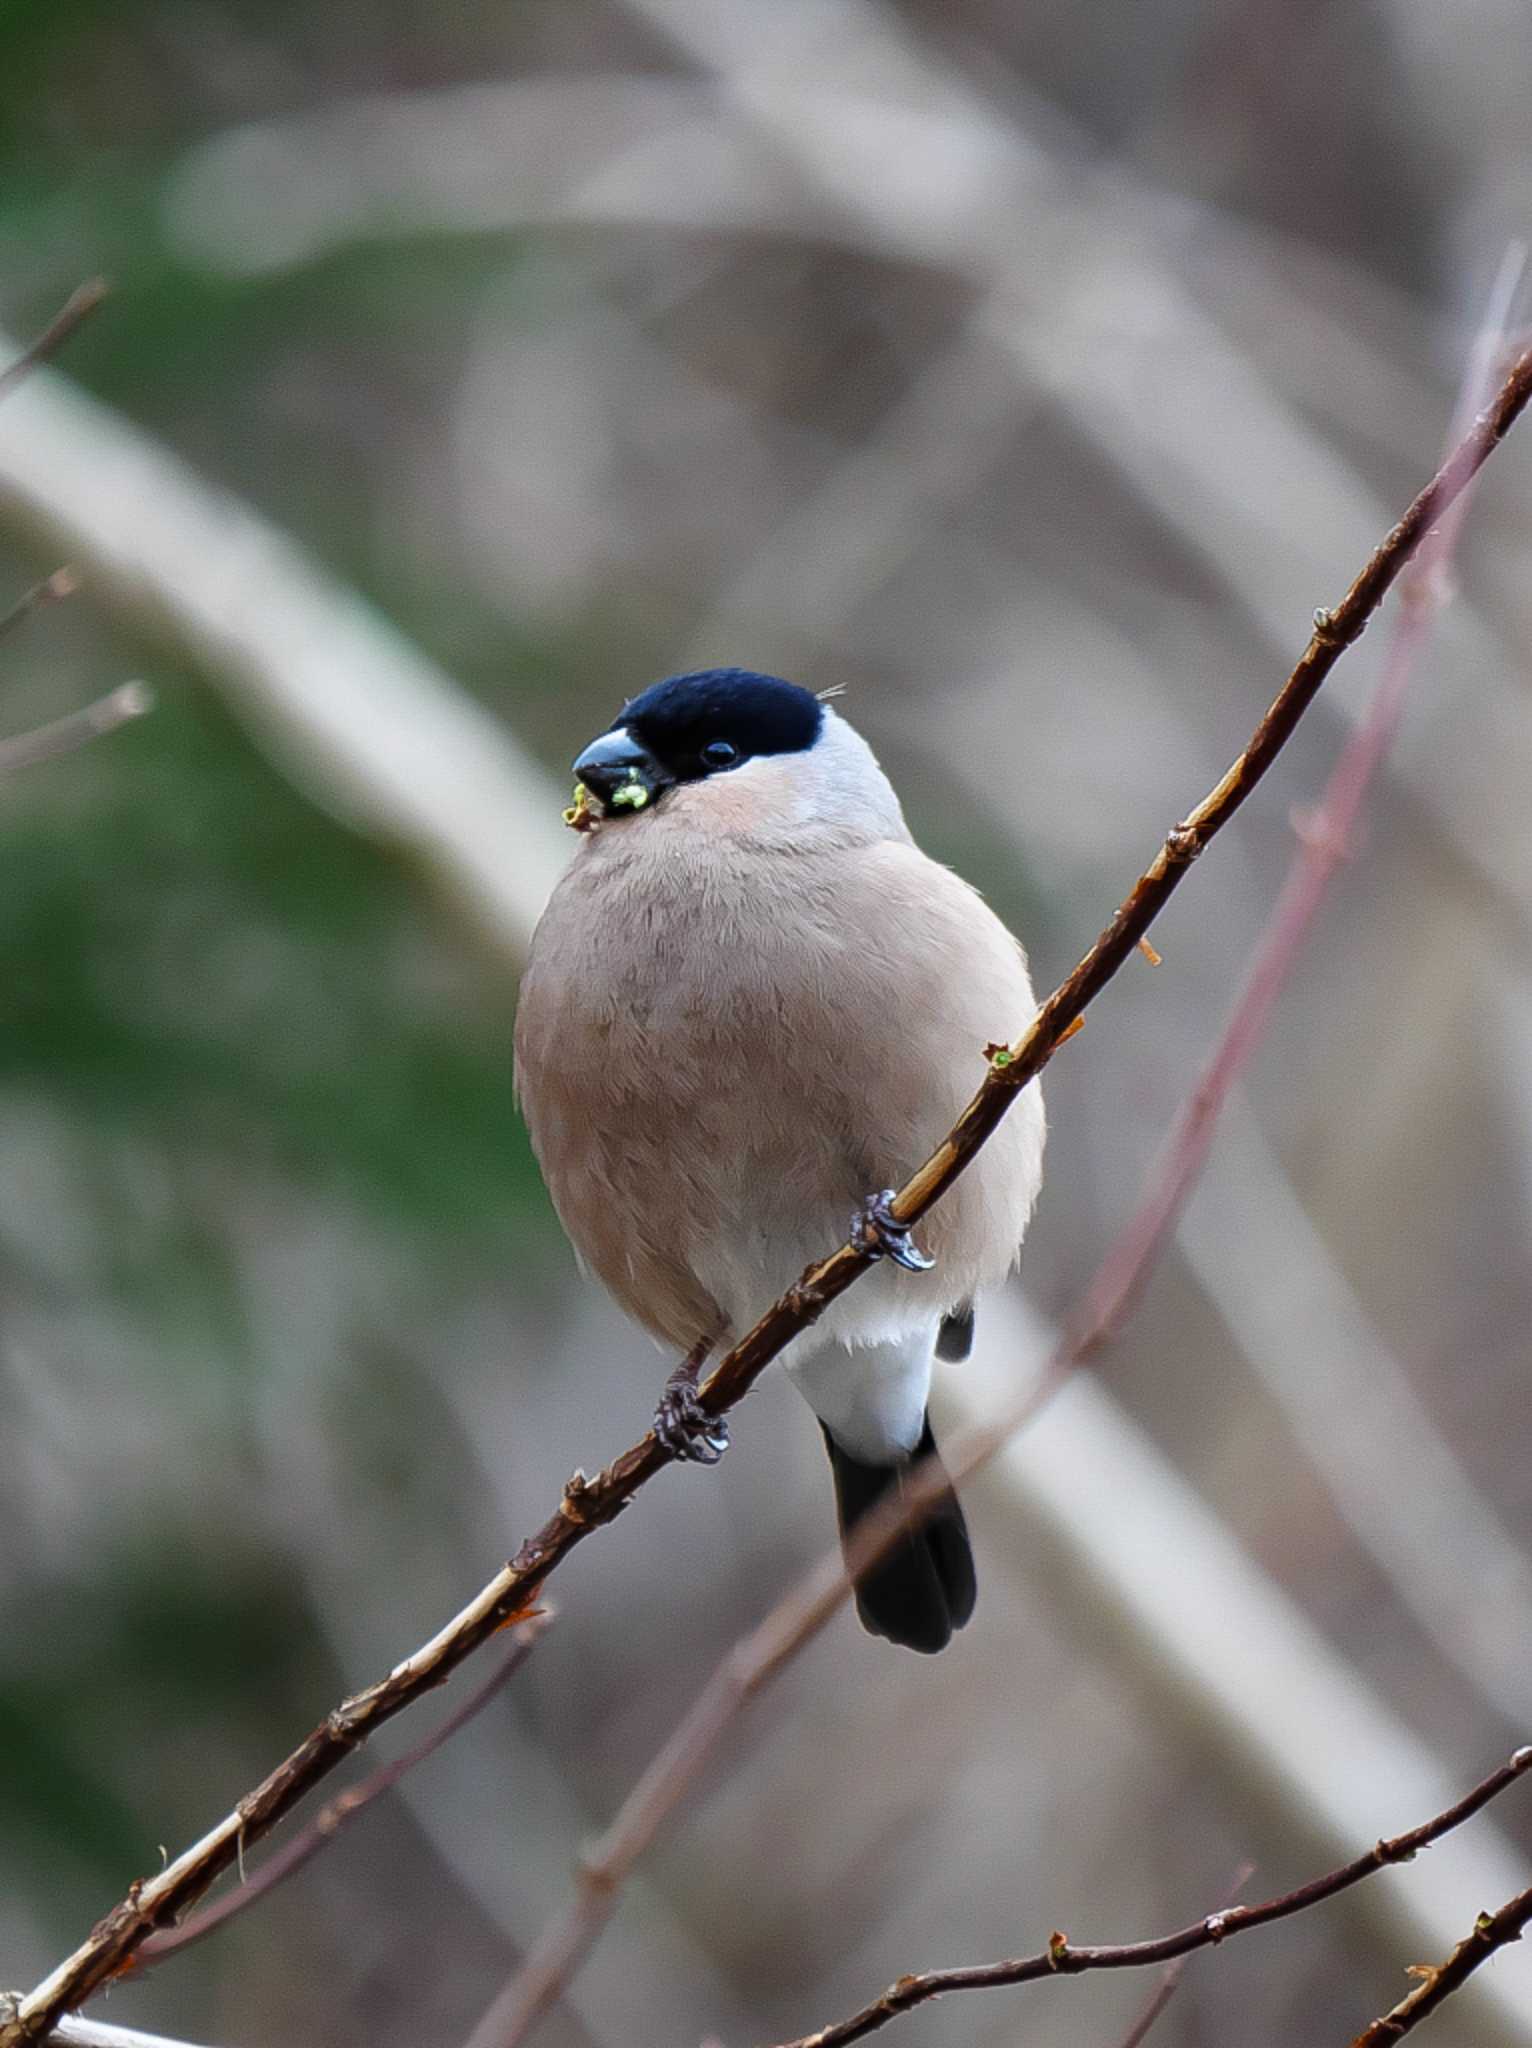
xmin=820 ymin=1415 xmax=976 ymax=1654
xmin=936 ymin=1305 xmax=975 ymax=1361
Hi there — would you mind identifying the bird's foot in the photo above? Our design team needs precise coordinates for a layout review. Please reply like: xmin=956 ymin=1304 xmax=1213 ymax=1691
xmin=653 ymin=1348 xmax=729 ymax=1465
xmin=852 ymin=1189 xmax=935 ymax=1272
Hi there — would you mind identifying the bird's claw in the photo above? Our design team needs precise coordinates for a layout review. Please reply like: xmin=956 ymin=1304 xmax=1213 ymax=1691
xmin=853 ymin=1189 xmax=935 ymax=1272
xmin=654 ymin=1378 xmax=730 ymax=1465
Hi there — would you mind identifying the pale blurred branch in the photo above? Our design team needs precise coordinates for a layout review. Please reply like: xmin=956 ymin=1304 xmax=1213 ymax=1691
xmin=1350 ymin=1883 xmax=1532 ymax=2047
xmin=50 ymin=2026 xmax=214 ymax=2048
xmin=1068 ymin=248 xmax=1524 ymax=1359
xmin=0 ymin=290 xmax=147 ymax=775
xmin=757 ymin=1751 xmax=1532 ymax=2048
xmin=6 ymin=338 xmax=1530 ymax=2048
xmin=0 ymin=566 xmax=77 ymax=644
xmin=1183 ymin=1104 xmax=1532 ymax=1724
xmin=1106 ymin=1866 xmax=1253 ymax=2048
xmin=0 ymin=681 xmax=152 ymax=775
xmin=0 ymin=340 xmax=568 ymax=960
xmin=0 ymin=281 xmax=107 ymax=403
xmin=166 ymin=59 xmax=1532 ymax=914
xmin=138 ymin=1611 xmax=551 ymax=1968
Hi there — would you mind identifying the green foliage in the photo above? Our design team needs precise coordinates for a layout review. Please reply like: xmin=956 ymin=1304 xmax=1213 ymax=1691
xmin=0 ymin=670 xmax=548 ymax=1238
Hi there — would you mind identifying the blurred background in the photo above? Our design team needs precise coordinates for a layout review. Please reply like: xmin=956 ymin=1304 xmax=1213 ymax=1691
xmin=3 ymin=3 xmax=1532 ymax=2045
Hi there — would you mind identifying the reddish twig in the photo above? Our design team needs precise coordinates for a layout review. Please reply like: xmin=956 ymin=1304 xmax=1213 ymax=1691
xmin=0 ymin=280 xmax=108 ymax=404
xmin=761 ymin=1750 xmax=1532 ymax=2048
xmin=137 ymin=1610 xmax=551 ymax=1966
xmin=1350 ymin=1882 xmax=1532 ymax=2045
xmin=7 ymin=345 xmax=1532 ymax=2048
xmin=1066 ymin=251 xmax=1523 ymax=1359
xmin=465 ymin=304 xmax=1519 ymax=2048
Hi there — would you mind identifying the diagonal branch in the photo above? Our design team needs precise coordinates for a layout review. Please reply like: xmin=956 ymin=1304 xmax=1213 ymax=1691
xmin=0 ymin=281 xmax=108 ymax=404
xmin=136 ymin=1612 xmax=551 ymax=1967
xmin=1106 ymin=1865 xmax=1254 ymax=2048
xmin=463 ymin=289 xmax=1522 ymax=2048
xmin=6 ymin=344 xmax=1531 ymax=2048
xmin=0 ymin=566 xmax=78 ymax=645
xmin=0 ymin=681 xmax=152 ymax=775
xmin=762 ymin=1749 xmax=1532 ymax=2048
xmin=1350 ymin=1883 xmax=1532 ymax=2045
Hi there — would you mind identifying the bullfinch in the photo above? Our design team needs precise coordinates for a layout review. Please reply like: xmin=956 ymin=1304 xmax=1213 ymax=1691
xmin=514 ymin=670 xmax=1045 ymax=1652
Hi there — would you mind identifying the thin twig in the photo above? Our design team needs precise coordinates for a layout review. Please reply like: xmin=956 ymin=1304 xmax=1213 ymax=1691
xmin=1067 ymin=249 xmax=1525 ymax=1361
xmin=0 ymin=682 xmax=153 ymax=775
xmin=466 ymin=301 xmax=1518 ymax=2048
xmin=1108 ymin=1864 xmax=1254 ymax=2048
xmin=7 ymin=345 xmax=1532 ymax=2048
xmin=0 ymin=566 xmax=78 ymax=645
xmin=52 ymin=2025 xmax=215 ymax=2048
xmin=1350 ymin=1882 xmax=1532 ymax=2045
xmin=758 ymin=1749 xmax=1532 ymax=2048
xmin=0 ymin=281 xmax=108 ymax=404
xmin=137 ymin=1610 xmax=551 ymax=1966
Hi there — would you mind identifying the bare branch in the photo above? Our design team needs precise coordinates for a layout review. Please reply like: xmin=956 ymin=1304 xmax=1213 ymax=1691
xmin=6 ymin=344 xmax=1531 ymax=2048
xmin=1350 ymin=1883 xmax=1532 ymax=2045
xmin=138 ymin=1610 xmax=551 ymax=1966
xmin=1108 ymin=1866 xmax=1254 ymax=2048
xmin=0 ymin=282 xmax=108 ymax=403
xmin=0 ymin=566 xmax=78 ymax=645
xmin=760 ymin=1750 xmax=1532 ymax=2048
xmin=1 ymin=2001 xmax=217 ymax=2048
xmin=0 ymin=682 xmax=153 ymax=776
xmin=466 ymin=300 xmax=1521 ymax=2048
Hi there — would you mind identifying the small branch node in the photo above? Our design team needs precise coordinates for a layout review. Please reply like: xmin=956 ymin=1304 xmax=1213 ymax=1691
xmin=1163 ymin=822 xmax=1202 ymax=865
xmin=1046 ymin=1931 xmax=1069 ymax=1970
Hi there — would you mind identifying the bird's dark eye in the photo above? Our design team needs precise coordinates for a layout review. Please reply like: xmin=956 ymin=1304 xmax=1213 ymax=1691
xmin=701 ymin=738 xmax=739 ymax=770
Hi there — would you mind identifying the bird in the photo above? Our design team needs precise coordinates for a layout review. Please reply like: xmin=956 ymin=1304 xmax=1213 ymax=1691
xmin=514 ymin=669 xmax=1045 ymax=1652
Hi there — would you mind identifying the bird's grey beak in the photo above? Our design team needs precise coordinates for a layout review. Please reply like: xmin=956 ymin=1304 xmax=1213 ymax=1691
xmin=573 ymin=727 xmax=671 ymax=814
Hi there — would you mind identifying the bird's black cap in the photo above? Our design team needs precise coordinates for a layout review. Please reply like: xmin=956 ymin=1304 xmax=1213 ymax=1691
xmin=616 ymin=668 xmax=823 ymax=782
